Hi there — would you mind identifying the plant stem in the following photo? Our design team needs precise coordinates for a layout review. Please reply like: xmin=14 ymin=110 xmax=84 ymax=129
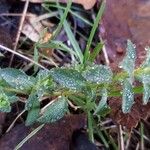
xmin=88 ymin=111 xmax=94 ymax=142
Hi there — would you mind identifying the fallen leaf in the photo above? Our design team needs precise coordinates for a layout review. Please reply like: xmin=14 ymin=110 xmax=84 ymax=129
xmin=22 ymin=14 xmax=45 ymax=42
xmin=100 ymin=0 xmax=150 ymax=66
xmin=109 ymin=95 xmax=150 ymax=130
xmin=0 ymin=114 xmax=86 ymax=150
xmin=21 ymin=0 xmax=96 ymax=10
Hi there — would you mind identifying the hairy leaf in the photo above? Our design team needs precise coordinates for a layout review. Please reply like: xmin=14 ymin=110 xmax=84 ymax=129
xmin=49 ymin=68 xmax=86 ymax=90
xmin=83 ymin=64 xmax=112 ymax=84
xmin=141 ymin=75 xmax=150 ymax=104
xmin=25 ymin=93 xmax=40 ymax=126
xmin=38 ymin=96 xmax=68 ymax=123
xmin=119 ymin=40 xmax=136 ymax=78
xmin=141 ymin=47 xmax=150 ymax=68
xmin=36 ymin=70 xmax=55 ymax=97
xmin=122 ymin=79 xmax=134 ymax=113
xmin=139 ymin=47 xmax=150 ymax=104
xmin=94 ymin=88 xmax=108 ymax=114
xmin=0 ymin=68 xmax=35 ymax=92
xmin=0 ymin=93 xmax=11 ymax=112
xmin=0 ymin=88 xmax=19 ymax=103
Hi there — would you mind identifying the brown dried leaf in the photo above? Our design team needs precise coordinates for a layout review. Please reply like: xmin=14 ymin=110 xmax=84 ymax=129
xmin=21 ymin=0 xmax=96 ymax=10
xmin=109 ymin=95 xmax=150 ymax=131
xmin=22 ymin=14 xmax=45 ymax=42
xmin=0 ymin=114 xmax=86 ymax=150
xmin=100 ymin=0 xmax=150 ymax=66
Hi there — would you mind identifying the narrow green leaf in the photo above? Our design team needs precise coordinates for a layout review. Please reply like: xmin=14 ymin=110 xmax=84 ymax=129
xmin=25 ymin=93 xmax=40 ymax=126
xmin=38 ymin=96 xmax=68 ymax=123
xmin=63 ymin=20 xmax=83 ymax=63
xmin=94 ymin=88 xmax=107 ymax=114
xmin=0 ymin=93 xmax=11 ymax=112
xmin=44 ymin=4 xmax=93 ymax=26
xmin=89 ymin=42 xmax=103 ymax=63
xmin=83 ymin=64 xmax=112 ymax=84
xmin=87 ymin=111 xmax=94 ymax=142
xmin=119 ymin=40 xmax=136 ymax=77
xmin=122 ymin=79 xmax=134 ymax=113
xmin=52 ymin=0 xmax=72 ymax=39
xmin=84 ymin=0 xmax=106 ymax=63
xmin=49 ymin=68 xmax=86 ymax=90
xmin=0 ymin=68 xmax=35 ymax=92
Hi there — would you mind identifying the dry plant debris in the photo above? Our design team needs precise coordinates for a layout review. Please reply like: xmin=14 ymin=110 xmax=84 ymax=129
xmin=21 ymin=0 xmax=96 ymax=10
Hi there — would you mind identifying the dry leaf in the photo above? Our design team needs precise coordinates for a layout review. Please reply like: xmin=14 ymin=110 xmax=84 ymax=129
xmin=21 ymin=0 xmax=96 ymax=10
xmin=100 ymin=0 xmax=150 ymax=66
xmin=109 ymin=95 xmax=150 ymax=131
xmin=22 ymin=14 xmax=45 ymax=42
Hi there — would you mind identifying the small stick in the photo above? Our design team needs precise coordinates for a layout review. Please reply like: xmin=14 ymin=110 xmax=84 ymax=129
xmin=6 ymin=110 xmax=26 ymax=133
xmin=0 ymin=44 xmax=48 ymax=70
xmin=9 ymin=0 xmax=30 ymax=66
xmin=0 ymin=13 xmax=34 ymax=17
xmin=118 ymin=125 xmax=125 ymax=150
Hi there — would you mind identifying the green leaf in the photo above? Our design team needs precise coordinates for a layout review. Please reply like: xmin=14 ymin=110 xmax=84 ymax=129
xmin=0 ymin=88 xmax=18 ymax=103
xmin=83 ymin=64 xmax=113 ymax=84
xmin=38 ymin=96 xmax=68 ymax=123
xmin=0 ymin=93 xmax=11 ymax=112
xmin=89 ymin=42 xmax=103 ymax=63
xmin=7 ymin=95 xmax=19 ymax=103
xmin=36 ymin=70 xmax=55 ymax=97
xmin=122 ymin=79 xmax=134 ymax=113
xmin=141 ymin=75 xmax=150 ymax=104
xmin=141 ymin=47 xmax=150 ymax=68
xmin=49 ymin=68 xmax=86 ymax=90
xmin=137 ymin=47 xmax=150 ymax=104
xmin=52 ymin=0 xmax=72 ymax=39
xmin=83 ymin=0 xmax=106 ymax=63
xmin=94 ymin=88 xmax=108 ymax=114
xmin=0 ymin=68 xmax=35 ymax=92
xmin=63 ymin=20 xmax=83 ymax=63
xmin=119 ymin=40 xmax=136 ymax=77
xmin=25 ymin=93 xmax=40 ymax=126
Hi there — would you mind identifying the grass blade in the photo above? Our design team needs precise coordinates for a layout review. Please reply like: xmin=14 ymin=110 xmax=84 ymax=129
xmin=89 ymin=42 xmax=103 ymax=62
xmin=51 ymin=0 xmax=72 ymax=39
xmin=83 ymin=0 xmax=106 ymax=63
xmin=44 ymin=4 xmax=93 ymax=26
xmin=63 ymin=20 xmax=83 ymax=63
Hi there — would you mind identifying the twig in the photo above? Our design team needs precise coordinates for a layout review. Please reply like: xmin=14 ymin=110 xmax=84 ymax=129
xmin=6 ymin=110 xmax=26 ymax=133
xmin=118 ymin=125 xmax=124 ymax=150
xmin=9 ymin=0 xmax=30 ymax=66
xmin=136 ymin=142 xmax=140 ymax=150
xmin=0 ymin=44 xmax=48 ymax=70
xmin=99 ymin=37 xmax=110 ymax=65
xmin=0 ymin=13 xmax=34 ymax=17
xmin=102 ymin=44 xmax=110 ymax=65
